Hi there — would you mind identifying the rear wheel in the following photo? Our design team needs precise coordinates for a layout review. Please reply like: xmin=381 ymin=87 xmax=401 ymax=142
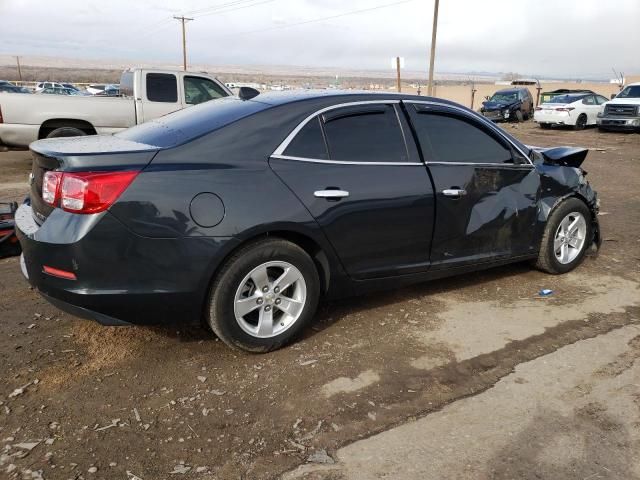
xmin=535 ymin=198 xmax=592 ymax=274
xmin=574 ymin=114 xmax=588 ymax=130
xmin=207 ymin=239 xmax=320 ymax=352
xmin=46 ymin=127 xmax=86 ymax=138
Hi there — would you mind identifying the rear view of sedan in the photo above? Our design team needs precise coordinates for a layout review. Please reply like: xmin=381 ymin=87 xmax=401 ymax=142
xmin=534 ymin=92 xmax=609 ymax=129
xmin=16 ymin=91 xmax=600 ymax=352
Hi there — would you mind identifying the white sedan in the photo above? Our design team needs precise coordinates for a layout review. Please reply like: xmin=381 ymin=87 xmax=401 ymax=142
xmin=534 ymin=92 xmax=609 ymax=129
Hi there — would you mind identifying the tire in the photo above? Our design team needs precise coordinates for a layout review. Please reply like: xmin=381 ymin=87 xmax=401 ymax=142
xmin=207 ymin=238 xmax=320 ymax=352
xmin=535 ymin=198 xmax=592 ymax=274
xmin=514 ymin=110 xmax=524 ymax=122
xmin=574 ymin=114 xmax=587 ymax=130
xmin=46 ymin=127 xmax=87 ymax=138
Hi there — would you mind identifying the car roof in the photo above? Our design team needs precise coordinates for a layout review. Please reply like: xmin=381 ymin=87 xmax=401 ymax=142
xmin=543 ymin=89 xmax=595 ymax=95
xmin=247 ymin=89 xmax=454 ymax=107
xmin=494 ymin=88 xmax=526 ymax=93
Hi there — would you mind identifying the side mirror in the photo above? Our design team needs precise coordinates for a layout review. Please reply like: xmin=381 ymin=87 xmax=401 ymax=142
xmin=484 ymin=95 xmax=490 ymax=100
xmin=238 ymin=87 xmax=260 ymax=101
xmin=610 ymin=93 xmax=617 ymax=100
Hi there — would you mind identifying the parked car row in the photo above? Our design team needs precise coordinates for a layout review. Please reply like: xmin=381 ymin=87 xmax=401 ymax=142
xmin=480 ymin=83 xmax=640 ymax=132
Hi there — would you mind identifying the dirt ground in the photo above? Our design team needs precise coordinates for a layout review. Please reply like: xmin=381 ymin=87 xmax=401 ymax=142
xmin=1 ymin=123 xmax=639 ymax=480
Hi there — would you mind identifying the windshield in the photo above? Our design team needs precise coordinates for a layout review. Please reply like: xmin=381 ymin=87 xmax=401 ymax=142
xmin=547 ymin=94 xmax=586 ymax=104
xmin=616 ymin=85 xmax=640 ymax=98
xmin=489 ymin=92 xmax=518 ymax=103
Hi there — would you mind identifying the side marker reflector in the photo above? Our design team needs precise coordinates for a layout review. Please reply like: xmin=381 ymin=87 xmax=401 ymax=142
xmin=43 ymin=265 xmax=77 ymax=280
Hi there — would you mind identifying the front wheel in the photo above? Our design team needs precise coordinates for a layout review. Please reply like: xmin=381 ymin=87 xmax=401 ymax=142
xmin=535 ymin=198 xmax=592 ymax=274
xmin=207 ymin=239 xmax=320 ymax=352
xmin=514 ymin=110 xmax=524 ymax=122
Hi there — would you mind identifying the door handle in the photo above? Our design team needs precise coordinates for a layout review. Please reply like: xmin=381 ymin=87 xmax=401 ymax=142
xmin=442 ymin=188 xmax=467 ymax=197
xmin=314 ymin=189 xmax=350 ymax=199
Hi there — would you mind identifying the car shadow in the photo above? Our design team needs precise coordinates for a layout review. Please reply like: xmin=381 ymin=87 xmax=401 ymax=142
xmin=146 ymin=260 xmax=537 ymax=344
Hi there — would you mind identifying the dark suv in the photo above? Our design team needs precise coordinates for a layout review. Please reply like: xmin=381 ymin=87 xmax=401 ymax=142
xmin=480 ymin=87 xmax=534 ymax=122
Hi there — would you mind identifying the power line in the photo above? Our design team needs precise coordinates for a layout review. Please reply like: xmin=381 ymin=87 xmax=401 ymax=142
xmin=182 ymin=0 xmax=272 ymax=17
xmin=212 ymin=0 xmax=417 ymax=38
xmin=194 ymin=0 xmax=277 ymax=18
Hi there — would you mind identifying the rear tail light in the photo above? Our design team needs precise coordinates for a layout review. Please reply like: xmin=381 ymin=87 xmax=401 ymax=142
xmin=42 ymin=170 xmax=139 ymax=214
xmin=0 ymin=105 xmax=4 ymax=123
xmin=42 ymin=171 xmax=63 ymax=205
xmin=556 ymin=107 xmax=575 ymax=112
xmin=535 ymin=107 xmax=542 ymax=111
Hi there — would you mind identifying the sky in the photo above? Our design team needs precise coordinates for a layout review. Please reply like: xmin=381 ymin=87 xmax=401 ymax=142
xmin=0 ymin=0 xmax=638 ymax=79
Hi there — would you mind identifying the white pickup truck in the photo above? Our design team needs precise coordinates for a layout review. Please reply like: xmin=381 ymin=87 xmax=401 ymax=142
xmin=0 ymin=68 xmax=232 ymax=148
xmin=597 ymin=82 xmax=640 ymax=132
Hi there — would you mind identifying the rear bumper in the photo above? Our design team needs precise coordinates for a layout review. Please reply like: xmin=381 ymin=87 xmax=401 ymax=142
xmin=534 ymin=111 xmax=573 ymax=125
xmin=15 ymin=202 xmax=232 ymax=326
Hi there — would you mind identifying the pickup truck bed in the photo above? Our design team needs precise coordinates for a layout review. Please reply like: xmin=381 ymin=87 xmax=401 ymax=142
xmin=0 ymin=94 xmax=135 ymax=147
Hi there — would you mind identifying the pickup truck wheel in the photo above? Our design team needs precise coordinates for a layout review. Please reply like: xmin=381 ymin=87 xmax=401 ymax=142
xmin=535 ymin=198 xmax=592 ymax=275
xmin=207 ymin=238 xmax=320 ymax=353
xmin=574 ymin=114 xmax=588 ymax=130
xmin=46 ymin=127 xmax=87 ymax=139
xmin=514 ymin=110 xmax=524 ymax=122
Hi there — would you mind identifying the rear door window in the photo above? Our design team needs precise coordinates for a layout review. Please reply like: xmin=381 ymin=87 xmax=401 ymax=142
xmin=412 ymin=110 xmax=514 ymax=164
xmin=283 ymin=117 xmax=328 ymax=159
xmin=321 ymin=104 xmax=408 ymax=162
xmin=146 ymin=73 xmax=178 ymax=103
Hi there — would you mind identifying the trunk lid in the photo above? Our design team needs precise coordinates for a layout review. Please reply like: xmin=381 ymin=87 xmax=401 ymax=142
xmin=29 ymin=135 xmax=159 ymax=224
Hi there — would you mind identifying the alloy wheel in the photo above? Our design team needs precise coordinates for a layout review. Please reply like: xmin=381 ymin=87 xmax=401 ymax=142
xmin=553 ymin=211 xmax=587 ymax=264
xmin=233 ymin=261 xmax=307 ymax=338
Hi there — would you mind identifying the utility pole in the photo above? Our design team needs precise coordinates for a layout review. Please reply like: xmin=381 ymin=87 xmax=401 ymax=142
xmin=396 ymin=56 xmax=402 ymax=93
xmin=427 ymin=0 xmax=440 ymax=96
xmin=174 ymin=16 xmax=193 ymax=71
xmin=15 ymin=56 xmax=22 ymax=82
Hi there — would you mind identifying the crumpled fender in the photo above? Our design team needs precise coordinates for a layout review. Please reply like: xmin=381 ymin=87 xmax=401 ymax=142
xmin=530 ymin=146 xmax=601 ymax=253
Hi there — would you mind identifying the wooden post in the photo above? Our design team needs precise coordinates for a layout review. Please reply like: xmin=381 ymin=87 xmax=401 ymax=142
xmin=396 ymin=56 xmax=401 ymax=93
xmin=470 ymin=81 xmax=477 ymax=109
xmin=16 ymin=56 xmax=22 ymax=82
xmin=427 ymin=0 xmax=440 ymax=96
xmin=174 ymin=16 xmax=193 ymax=71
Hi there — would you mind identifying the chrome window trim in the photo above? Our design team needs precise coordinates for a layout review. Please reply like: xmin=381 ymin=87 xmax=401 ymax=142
xmin=272 ymin=100 xmax=401 ymax=157
xmin=271 ymin=154 xmax=423 ymax=166
xmin=271 ymin=98 xmax=535 ymax=168
xmin=426 ymin=161 xmax=534 ymax=168
xmin=403 ymin=99 xmax=535 ymax=166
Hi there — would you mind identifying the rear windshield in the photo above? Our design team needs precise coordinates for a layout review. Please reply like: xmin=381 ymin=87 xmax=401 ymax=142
xmin=547 ymin=94 xmax=587 ymax=104
xmin=116 ymin=97 xmax=270 ymax=148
